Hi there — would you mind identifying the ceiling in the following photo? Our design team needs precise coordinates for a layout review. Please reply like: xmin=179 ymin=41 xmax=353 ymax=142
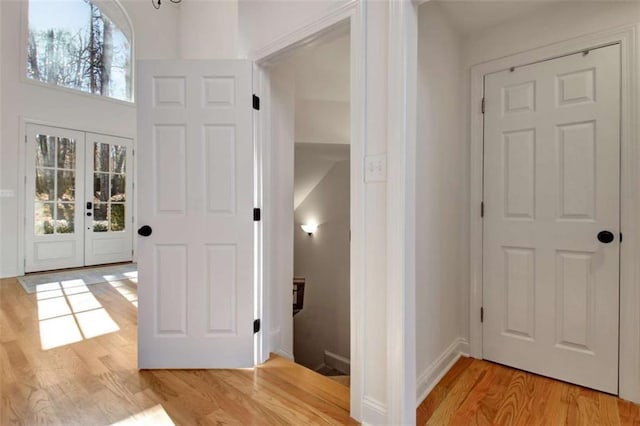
xmin=294 ymin=143 xmax=349 ymax=209
xmin=436 ymin=0 xmax=558 ymax=35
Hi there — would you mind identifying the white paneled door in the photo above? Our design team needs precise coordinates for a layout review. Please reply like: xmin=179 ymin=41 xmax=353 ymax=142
xmin=136 ymin=60 xmax=254 ymax=368
xmin=25 ymin=125 xmax=134 ymax=273
xmin=482 ymin=45 xmax=620 ymax=393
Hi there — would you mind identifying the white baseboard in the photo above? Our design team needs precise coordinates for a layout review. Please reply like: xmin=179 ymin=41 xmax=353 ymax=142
xmin=274 ymin=348 xmax=294 ymax=361
xmin=362 ymin=396 xmax=387 ymax=425
xmin=416 ymin=337 xmax=469 ymax=407
xmin=269 ymin=327 xmax=295 ymax=361
xmin=0 ymin=268 xmax=18 ymax=280
xmin=324 ymin=350 xmax=350 ymax=374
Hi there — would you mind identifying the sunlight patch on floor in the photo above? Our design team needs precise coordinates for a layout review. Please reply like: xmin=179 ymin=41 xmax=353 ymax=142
xmin=36 ymin=279 xmax=120 ymax=350
xmin=109 ymin=280 xmax=138 ymax=308
xmin=110 ymin=404 xmax=175 ymax=425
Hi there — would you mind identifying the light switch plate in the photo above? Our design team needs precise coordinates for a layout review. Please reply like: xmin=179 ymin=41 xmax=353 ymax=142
xmin=0 ymin=189 xmax=15 ymax=198
xmin=365 ymin=154 xmax=386 ymax=182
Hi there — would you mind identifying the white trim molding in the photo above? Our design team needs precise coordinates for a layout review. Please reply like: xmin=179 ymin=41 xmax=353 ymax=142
xmin=386 ymin=0 xmax=418 ymax=423
xmin=416 ymin=338 xmax=470 ymax=407
xmin=362 ymin=397 xmax=388 ymax=426
xmin=469 ymin=24 xmax=640 ymax=403
xmin=324 ymin=350 xmax=351 ymax=374
xmin=249 ymin=0 xmax=359 ymax=63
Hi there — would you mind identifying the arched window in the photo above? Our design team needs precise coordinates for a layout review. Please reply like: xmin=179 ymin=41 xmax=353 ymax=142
xmin=27 ymin=0 xmax=133 ymax=102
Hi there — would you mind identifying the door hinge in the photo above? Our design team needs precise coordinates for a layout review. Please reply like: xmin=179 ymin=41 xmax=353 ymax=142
xmin=24 ymin=135 xmax=27 ymax=144
xmin=252 ymin=94 xmax=260 ymax=111
xmin=620 ymin=232 xmax=623 ymax=243
xmin=480 ymin=307 xmax=484 ymax=323
xmin=481 ymin=97 xmax=485 ymax=114
xmin=481 ymin=201 xmax=484 ymax=218
xmin=253 ymin=208 xmax=261 ymax=221
xmin=253 ymin=319 xmax=261 ymax=333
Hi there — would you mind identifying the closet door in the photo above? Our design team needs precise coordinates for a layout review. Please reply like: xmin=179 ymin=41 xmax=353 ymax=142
xmin=25 ymin=124 xmax=85 ymax=273
xmin=84 ymin=133 xmax=134 ymax=266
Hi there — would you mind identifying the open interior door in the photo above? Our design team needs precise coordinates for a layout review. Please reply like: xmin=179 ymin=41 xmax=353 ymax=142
xmin=136 ymin=60 xmax=255 ymax=368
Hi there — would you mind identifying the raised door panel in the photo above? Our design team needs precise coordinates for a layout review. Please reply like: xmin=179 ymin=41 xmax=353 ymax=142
xmin=153 ymin=126 xmax=187 ymax=215
xmin=156 ymin=244 xmax=188 ymax=335
xmin=503 ymin=129 xmax=536 ymax=220
xmin=555 ymin=251 xmax=594 ymax=353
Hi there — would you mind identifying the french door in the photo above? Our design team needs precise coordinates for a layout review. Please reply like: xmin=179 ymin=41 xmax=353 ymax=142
xmin=25 ymin=124 xmax=133 ymax=273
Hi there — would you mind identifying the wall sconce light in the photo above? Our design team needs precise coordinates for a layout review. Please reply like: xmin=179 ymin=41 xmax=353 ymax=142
xmin=301 ymin=223 xmax=318 ymax=236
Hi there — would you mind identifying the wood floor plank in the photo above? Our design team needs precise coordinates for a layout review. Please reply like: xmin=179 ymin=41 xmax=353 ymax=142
xmin=417 ymin=355 xmax=474 ymax=424
xmin=426 ymin=359 xmax=492 ymax=425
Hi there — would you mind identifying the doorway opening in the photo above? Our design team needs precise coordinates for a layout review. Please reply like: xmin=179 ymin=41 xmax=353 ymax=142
xmin=261 ymin=26 xmax=352 ymax=385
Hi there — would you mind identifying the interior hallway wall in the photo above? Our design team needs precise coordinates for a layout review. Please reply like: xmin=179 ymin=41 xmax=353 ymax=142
xmin=415 ymin=1 xmax=468 ymax=402
xmin=293 ymin=159 xmax=350 ymax=371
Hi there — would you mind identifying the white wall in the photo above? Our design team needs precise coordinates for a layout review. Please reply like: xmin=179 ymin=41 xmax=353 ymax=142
xmin=238 ymin=0 xmax=350 ymax=57
xmin=178 ymin=0 xmax=238 ymax=59
xmin=295 ymin=99 xmax=349 ymax=144
xmin=415 ymin=1 xmax=468 ymax=403
xmin=293 ymin=159 xmax=350 ymax=371
xmin=464 ymin=1 xmax=640 ymax=67
xmin=0 ymin=0 xmax=180 ymax=278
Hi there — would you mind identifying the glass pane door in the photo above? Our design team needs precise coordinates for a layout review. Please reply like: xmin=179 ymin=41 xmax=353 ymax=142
xmin=85 ymin=133 xmax=133 ymax=266
xmin=25 ymin=125 xmax=85 ymax=273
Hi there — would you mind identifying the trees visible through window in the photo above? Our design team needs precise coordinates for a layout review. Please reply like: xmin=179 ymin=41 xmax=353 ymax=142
xmin=27 ymin=0 xmax=132 ymax=101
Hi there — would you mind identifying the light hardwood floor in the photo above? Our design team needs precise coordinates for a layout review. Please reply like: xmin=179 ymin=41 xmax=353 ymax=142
xmin=0 ymin=276 xmax=356 ymax=425
xmin=417 ymin=356 xmax=640 ymax=425
xmin=6 ymin=273 xmax=640 ymax=426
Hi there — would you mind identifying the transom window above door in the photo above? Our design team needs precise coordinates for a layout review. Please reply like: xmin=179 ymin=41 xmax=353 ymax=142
xmin=27 ymin=0 xmax=133 ymax=102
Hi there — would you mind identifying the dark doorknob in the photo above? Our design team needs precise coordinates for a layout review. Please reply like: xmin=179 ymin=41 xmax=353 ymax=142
xmin=597 ymin=230 xmax=614 ymax=244
xmin=138 ymin=225 xmax=152 ymax=237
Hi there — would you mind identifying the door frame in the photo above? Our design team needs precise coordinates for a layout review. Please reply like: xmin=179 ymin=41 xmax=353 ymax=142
xmin=249 ymin=1 xmax=366 ymax=420
xmin=469 ymin=24 xmax=640 ymax=402
xmin=18 ymin=117 xmax=136 ymax=276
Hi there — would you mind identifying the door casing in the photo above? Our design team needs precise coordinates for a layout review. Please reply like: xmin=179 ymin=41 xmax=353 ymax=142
xmin=251 ymin=3 xmax=366 ymax=420
xmin=469 ymin=25 xmax=640 ymax=402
